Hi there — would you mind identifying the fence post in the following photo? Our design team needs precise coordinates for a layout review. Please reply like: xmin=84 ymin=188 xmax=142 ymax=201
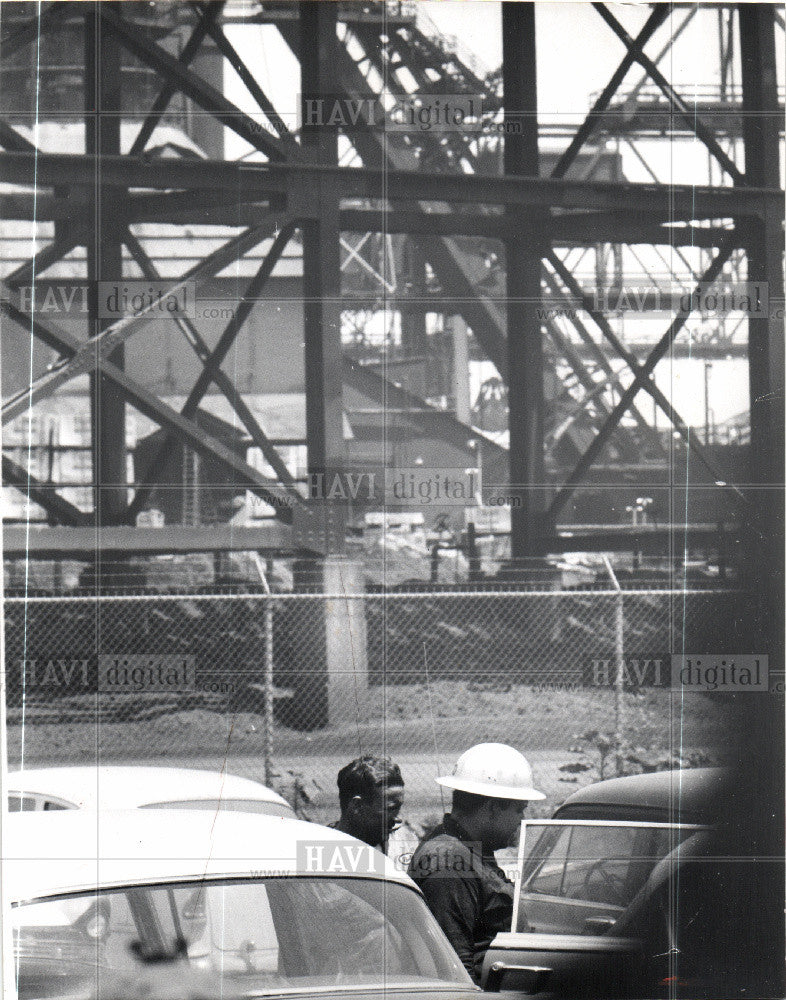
xmin=264 ymin=596 xmax=274 ymax=786
xmin=252 ymin=554 xmax=275 ymax=786
xmin=603 ymin=557 xmax=624 ymax=775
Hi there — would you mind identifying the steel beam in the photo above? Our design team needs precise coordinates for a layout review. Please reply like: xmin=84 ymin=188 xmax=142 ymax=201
xmin=543 ymin=320 xmax=624 ymax=437
xmin=2 ymin=524 xmax=296 ymax=558
xmin=124 ymin=189 xmax=280 ymax=222
xmin=0 ymin=2 xmax=66 ymax=60
xmin=545 ymin=250 xmax=747 ymax=501
xmin=549 ymin=215 xmax=740 ymax=249
xmin=127 ymin=221 xmax=298 ymax=521
xmin=1 ymin=455 xmax=87 ymax=526
xmin=549 ymin=239 xmax=736 ymax=518
xmin=420 ymin=237 xmax=507 ymax=376
xmin=0 ymin=194 xmax=747 ymax=248
xmin=737 ymin=6 xmax=785 ymax=958
xmin=85 ymin=3 xmax=126 ymax=525
xmin=129 ymin=1 xmax=225 ymax=156
xmin=3 ymin=237 xmax=81 ymax=287
xmin=540 ymin=302 xmax=642 ymax=462
xmin=503 ymin=1 xmax=546 ymax=555
xmin=3 ymin=225 xmax=276 ymax=419
xmin=739 ymin=3 xmax=785 ymax=714
xmin=624 ymin=7 xmax=699 ymax=108
xmin=0 ymin=295 xmax=305 ymax=530
xmin=98 ymin=3 xmax=288 ymax=162
xmin=122 ymin=229 xmax=303 ymax=501
xmin=547 ymin=523 xmax=740 ymax=555
xmin=739 ymin=4 xmax=785 ymax=489
xmin=552 ymin=6 xmax=668 ymax=179
xmin=1 ymin=151 xmax=779 ymax=219
xmin=343 ymin=208 xmax=509 ymax=238
xmin=0 ymin=119 xmax=37 ymax=152
xmin=541 ymin=269 xmax=663 ymax=451
xmin=593 ymin=3 xmax=744 ymax=183
xmin=199 ymin=12 xmax=301 ymax=157
xmin=299 ymin=1 xmax=346 ymax=554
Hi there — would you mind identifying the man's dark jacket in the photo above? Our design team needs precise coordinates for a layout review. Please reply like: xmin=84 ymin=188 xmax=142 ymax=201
xmin=408 ymin=814 xmax=516 ymax=983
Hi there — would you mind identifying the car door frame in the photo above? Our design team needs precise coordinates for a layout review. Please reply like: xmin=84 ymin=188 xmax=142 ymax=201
xmin=482 ymin=819 xmax=708 ymax=996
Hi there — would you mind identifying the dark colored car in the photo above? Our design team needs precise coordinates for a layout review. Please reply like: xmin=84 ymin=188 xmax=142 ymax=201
xmin=480 ymin=768 xmax=729 ymax=999
xmin=551 ymin=767 xmax=726 ymax=824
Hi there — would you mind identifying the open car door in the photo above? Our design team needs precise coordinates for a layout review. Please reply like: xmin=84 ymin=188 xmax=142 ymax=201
xmin=482 ymin=929 xmax=645 ymax=997
xmin=480 ymin=819 xmax=706 ymax=998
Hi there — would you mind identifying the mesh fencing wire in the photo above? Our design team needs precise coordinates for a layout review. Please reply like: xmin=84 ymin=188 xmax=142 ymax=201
xmin=4 ymin=587 xmax=754 ymax=829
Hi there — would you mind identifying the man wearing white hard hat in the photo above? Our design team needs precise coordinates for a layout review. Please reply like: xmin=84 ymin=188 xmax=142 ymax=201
xmin=408 ymin=743 xmax=545 ymax=982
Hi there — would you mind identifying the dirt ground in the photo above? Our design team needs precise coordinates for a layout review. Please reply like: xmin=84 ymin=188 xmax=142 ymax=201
xmin=8 ymin=683 xmax=728 ymax=832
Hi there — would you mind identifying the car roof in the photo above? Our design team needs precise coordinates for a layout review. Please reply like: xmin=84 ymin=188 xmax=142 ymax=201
xmin=552 ymin=768 xmax=728 ymax=823
xmin=5 ymin=809 xmax=413 ymax=903
xmin=7 ymin=765 xmax=291 ymax=810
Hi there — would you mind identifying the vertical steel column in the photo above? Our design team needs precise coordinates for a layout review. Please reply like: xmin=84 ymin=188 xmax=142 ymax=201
xmin=401 ymin=240 xmax=428 ymax=358
xmin=85 ymin=3 xmax=125 ymax=525
xmin=739 ymin=3 xmax=784 ymax=667
xmin=502 ymin=2 xmax=545 ymax=558
xmin=737 ymin=8 xmax=784 ymax=989
xmin=740 ymin=5 xmax=784 ymax=489
xmin=299 ymin=0 xmax=345 ymax=552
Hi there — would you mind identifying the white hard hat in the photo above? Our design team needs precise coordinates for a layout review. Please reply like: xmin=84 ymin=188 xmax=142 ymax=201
xmin=436 ymin=743 xmax=546 ymax=801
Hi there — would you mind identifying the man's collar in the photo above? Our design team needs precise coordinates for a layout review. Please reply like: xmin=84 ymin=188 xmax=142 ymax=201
xmin=330 ymin=817 xmax=384 ymax=852
xmin=442 ymin=813 xmax=497 ymax=860
xmin=442 ymin=813 xmax=481 ymax=848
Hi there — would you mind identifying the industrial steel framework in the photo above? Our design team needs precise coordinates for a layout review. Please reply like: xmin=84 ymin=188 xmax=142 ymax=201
xmin=0 ymin=2 xmax=783 ymax=599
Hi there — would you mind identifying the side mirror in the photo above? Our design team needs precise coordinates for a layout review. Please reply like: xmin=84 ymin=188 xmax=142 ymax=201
xmin=483 ymin=960 xmax=552 ymax=994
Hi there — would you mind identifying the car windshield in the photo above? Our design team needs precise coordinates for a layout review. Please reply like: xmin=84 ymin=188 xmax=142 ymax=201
xmin=13 ymin=876 xmax=471 ymax=999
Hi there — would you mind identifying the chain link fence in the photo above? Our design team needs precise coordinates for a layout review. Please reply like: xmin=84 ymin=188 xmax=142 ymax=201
xmin=4 ymin=584 xmax=753 ymax=830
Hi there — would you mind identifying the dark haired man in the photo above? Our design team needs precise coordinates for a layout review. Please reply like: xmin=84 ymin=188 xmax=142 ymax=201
xmin=332 ymin=755 xmax=405 ymax=853
xmin=408 ymin=743 xmax=545 ymax=983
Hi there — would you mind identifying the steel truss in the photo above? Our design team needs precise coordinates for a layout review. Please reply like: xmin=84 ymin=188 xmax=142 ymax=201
xmin=0 ymin=1 xmax=782 ymax=582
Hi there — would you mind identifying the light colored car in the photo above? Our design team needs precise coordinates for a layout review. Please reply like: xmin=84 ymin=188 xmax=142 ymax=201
xmin=5 ymin=808 xmax=474 ymax=1000
xmin=6 ymin=765 xmax=295 ymax=817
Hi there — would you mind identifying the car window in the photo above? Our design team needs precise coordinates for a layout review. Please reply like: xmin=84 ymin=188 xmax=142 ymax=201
xmin=559 ymin=824 xmax=640 ymax=903
xmin=8 ymin=795 xmax=38 ymax=812
xmin=523 ymin=825 xmax=572 ymax=896
xmin=9 ymin=794 xmax=75 ymax=812
xmin=12 ymin=877 xmax=471 ymax=999
xmin=515 ymin=820 xmax=703 ymax=934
